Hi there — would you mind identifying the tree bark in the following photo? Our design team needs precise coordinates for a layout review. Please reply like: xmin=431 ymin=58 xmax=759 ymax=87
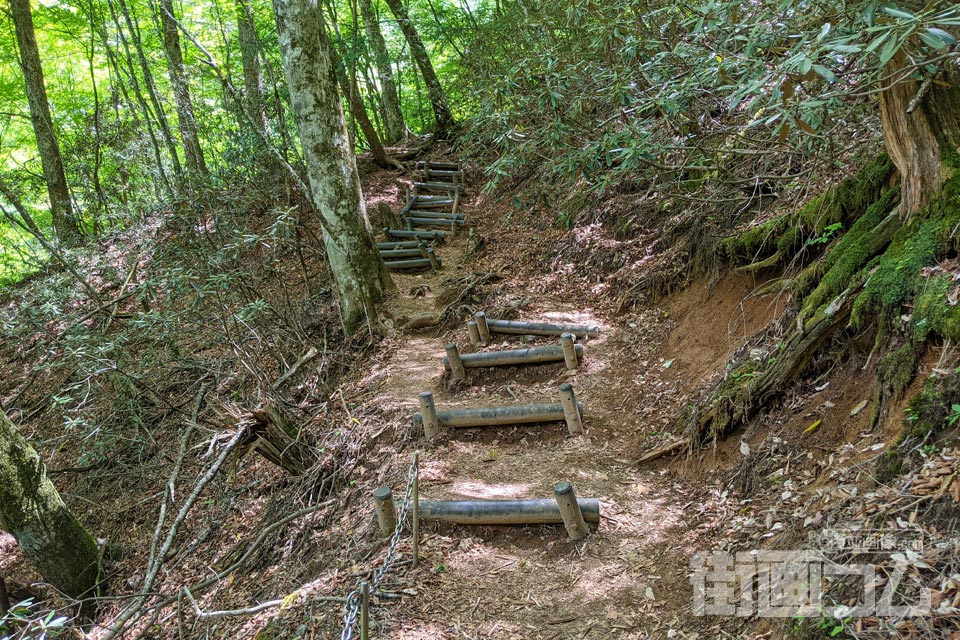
xmin=271 ymin=0 xmax=392 ymax=333
xmin=158 ymin=0 xmax=207 ymax=177
xmin=358 ymin=0 xmax=406 ymax=144
xmin=382 ymin=0 xmax=454 ymax=135
xmin=879 ymin=19 xmax=960 ymax=218
xmin=328 ymin=45 xmax=392 ymax=168
xmin=0 ymin=410 xmax=101 ymax=617
xmin=10 ymin=0 xmax=82 ymax=246
xmin=236 ymin=0 xmax=267 ymax=133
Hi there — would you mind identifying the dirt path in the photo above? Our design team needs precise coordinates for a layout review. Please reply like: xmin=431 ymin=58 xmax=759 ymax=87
xmin=360 ymin=175 xmax=716 ymax=639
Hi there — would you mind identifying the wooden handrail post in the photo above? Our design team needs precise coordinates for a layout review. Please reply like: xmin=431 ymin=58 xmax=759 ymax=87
xmin=474 ymin=311 xmax=491 ymax=343
xmin=560 ymin=333 xmax=579 ymax=370
xmin=467 ymin=320 xmax=481 ymax=346
xmin=419 ymin=392 xmax=439 ymax=439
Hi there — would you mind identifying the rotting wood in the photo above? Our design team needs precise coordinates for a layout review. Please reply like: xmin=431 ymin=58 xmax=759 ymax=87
xmin=419 ymin=498 xmax=600 ymax=525
xmin=636 ymin=438 xmax=691 ymax=464
xmin=237 ymin=403 xmax=317 ymax=475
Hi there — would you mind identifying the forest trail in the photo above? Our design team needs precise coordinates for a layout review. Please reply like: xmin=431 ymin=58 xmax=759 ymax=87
xmin=357 ymin=163 xmax=719 ymax=639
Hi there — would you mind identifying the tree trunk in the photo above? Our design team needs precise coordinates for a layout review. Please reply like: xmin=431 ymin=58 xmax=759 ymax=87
xmin=10 ymin=0 xmax=82 ymax=246
xmin=382 ymin=0 xmax=454 ymax=135
xmin=158 ymin=0 xmax=207 ymax=177
xmin=879 ymin=17 xmax=960 ymax=218
xmin=328 ymin=45 xmax=392 ymax=168
xmin=271 ymin=0 xmax=392 ymax=334
xmin=359 ymin=0 xmax=406 ymax=144
xmin=236 ymin=0 xmax=267 ymax=133
xmin=0 ymin=411 xmax=101 ymax=617
xmin=114 ymin=0 xmax=184 ymax=180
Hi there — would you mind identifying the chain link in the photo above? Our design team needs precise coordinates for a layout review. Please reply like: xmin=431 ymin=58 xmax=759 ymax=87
xmin=339 ymin=456 xmax=418 ymax=640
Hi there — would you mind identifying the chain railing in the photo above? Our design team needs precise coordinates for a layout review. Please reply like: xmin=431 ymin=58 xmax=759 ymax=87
xmin=339 ymin=454 xmax=419 ymax=640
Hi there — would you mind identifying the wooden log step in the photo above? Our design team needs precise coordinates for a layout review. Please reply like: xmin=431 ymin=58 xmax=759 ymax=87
xmin=482 ymin=318 xmax=600 ymax=339
xmin=380 ymin=248 xmax=424 ymax=258
xmin=412 ymin=198 xmax=456 ymax=206
xmin=415 ymin=385 xmax=584 ymax=439
xmin=384 ymin=228 xmax=446 ymax=241
xmin=418 ymin=498 xmax=599 ymax=525
xmin=420 ymin=169 xmax=462 ymax=177
xmin=385 ymin=256 xmax=441 ymax=270
xmin=406 ymin=210 xmax=465 ymax=220
xmin=406 ymin=217 xmax=464 ymax=229
xmin=377 ymin=240 xmax=425 ymax=249
xmin=442 ymin=343 xmax=582 ymax=371
xmin=417 ymin=161 xmax=461 ymax=170
xmin=413 ymin=181 xmax=463 ymax=192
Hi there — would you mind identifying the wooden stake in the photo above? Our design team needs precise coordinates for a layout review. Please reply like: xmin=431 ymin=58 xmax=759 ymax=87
xmin=426 ymin=247 xmax=441 ymax=271
xmin=554 ymin=481 xmax=589 ymax=540
xmin=558 ymin=383 xmax=584 ymax=435
xmin=445 ymin=343 xmax=466 ymax=380
xmin=360 ymin=581 xmax=369 ymax=640
xmin=474 ymin=312 xmax=491 ymax=343
xmin=412 ymin=452 xmax=420 ymax=568
xmin=560 ymin=333 xmax=579 ymax=370
xmin=467 ymin=321 xmax=481 ymax=346
xmin=419 ymin=392 xmax=439 ymax=439
xmin=373 ymin=487 xmax=397 ymax=537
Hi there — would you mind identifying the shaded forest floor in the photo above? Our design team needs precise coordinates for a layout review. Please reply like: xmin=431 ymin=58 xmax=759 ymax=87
xmin=2 ymin=150 xmax=959 ymax=639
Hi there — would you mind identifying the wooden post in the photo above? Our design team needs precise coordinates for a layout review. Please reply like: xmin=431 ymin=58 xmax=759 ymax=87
xmin=373 ymin=487 xmax=397 ymax=537
xmin=412 ymin=452 xmax=420 ymax=568
xmin=560 ymin=333 xmax=579 ymax=370
xmin=417 ymin=241 xmax=430 ymax=259
xmin=475 ymin=312 xmax=491 ymax=343
xmin=419 ymin=392 xmax=439 ymax=438
xmin=360 ymin=580 xmax=370 ymax=640
xmin=467 ymin=321 xmax=481 ymax=346
xmin=445 ymin=343 xmax=466 ymax=380
xmin=426 ymin=247 xmax=441 ymax=271
xmin=558 ymin=383 xmax=584 ymax=435
xmin=554 ymin=481 xmax=589 ymax=540
xmin=405 ymin=217 xmax=415 ymax=231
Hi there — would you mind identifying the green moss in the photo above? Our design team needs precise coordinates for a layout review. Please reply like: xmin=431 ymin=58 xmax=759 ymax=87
xmin=850 ymin=162 xmax=960 ymax=334
xmin=799 ymin=188 xmax=901 ymax=317
xmin=721 ymin=154 xmax=894 ymax=268
xmin=913 ymin=275 xmax=960 ymax=342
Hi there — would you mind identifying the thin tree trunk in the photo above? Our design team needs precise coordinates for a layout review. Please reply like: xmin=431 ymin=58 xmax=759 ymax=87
xmin=0 ymin=410 xmax=101 ymax=618
xmin=358 ymin=0 xmax=406 ymax=144
xmin=158 ymin=0 xmax=207 ymax=176
xmin=271 ymin=0 xmax=393 ymax=333
xmin=10 ymin=0 xmax=82 ymax=246
xmin=98 ymin=9 xmax=172 ymax=198
xmin=328 ymin=42 xmax=392 ymax=168
xmin=382 ymin=0 xmax=454 ymax=135
xmin=114 ymin=0 xmax=184 ymax=180
xmin=236 ymin=0 xmax=267 ymax=132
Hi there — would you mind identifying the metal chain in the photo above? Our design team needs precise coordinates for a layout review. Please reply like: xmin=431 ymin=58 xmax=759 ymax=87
xmin=339 ymin=456 xmax=418 ymax=640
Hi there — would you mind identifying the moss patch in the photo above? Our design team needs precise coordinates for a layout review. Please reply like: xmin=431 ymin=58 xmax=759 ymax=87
xmin=850 ymin=159 xmax=960 ymax=337
xmin=720 ymin=154 xmax=894 ymax=268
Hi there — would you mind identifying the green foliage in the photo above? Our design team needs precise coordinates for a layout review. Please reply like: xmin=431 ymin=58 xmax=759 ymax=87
xmin=0 ymin=599 xmax=70 ymax=639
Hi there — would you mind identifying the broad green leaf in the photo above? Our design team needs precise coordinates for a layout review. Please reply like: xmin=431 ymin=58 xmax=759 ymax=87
xmin=879 ymin=34 xmax=900 ymax=66
xmin=881 ymin=5 xmax=917 ymax=21
xmin=812 ymin=64 xmax=836 ymax=83
xmin=920 ymin=31 xmax=950 ymax=49
xmin=829 ymin=44 xmax=862 ymax=53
